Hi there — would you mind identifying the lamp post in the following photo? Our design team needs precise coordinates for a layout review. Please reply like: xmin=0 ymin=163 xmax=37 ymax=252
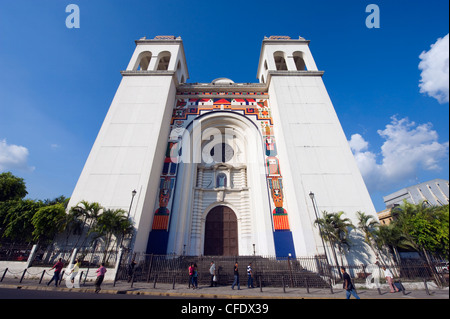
xmin=121 ymin=189 xmax=137 ymax=249
xmin=128 ymin=189 xmax=137 ymax=218
xmin=309 ymin=191 xmax=330 ymax=267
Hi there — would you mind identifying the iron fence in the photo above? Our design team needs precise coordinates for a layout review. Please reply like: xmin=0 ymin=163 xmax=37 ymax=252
xmin=115 ymin=253 xmax=335 ymax=289
xmin=115 ymin=252 xmax=449 ymax=289
xmin=0 ymin=243 xmax=120 ymax=268
xmin=0 ymin=243 xmax=33 ymax=262
xmin=1 ymin=243 xmax=448 ymax=289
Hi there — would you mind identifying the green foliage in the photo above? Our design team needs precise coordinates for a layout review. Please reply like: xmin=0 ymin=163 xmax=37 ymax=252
xmin=314 ymin=211 xmax=354 ymax=249
xmin=314 ymin=201 xmax=449 ymax=263
xmin=0 ymin=172 xmax=27 ymax=201
xmin=0 ymin=172 xmax=136 ymax=249
xmin=0 ymin=172 xmax=69 ymax=244
xmin=31 ymin=203 xmax=66 ymax=244
xmin=0 ymin=199 xmax=43 ymax=242
xmin=381 ymin=201 xmax=449 ymax=260
xmin=314 ymin=210 xmax=354 ymax=268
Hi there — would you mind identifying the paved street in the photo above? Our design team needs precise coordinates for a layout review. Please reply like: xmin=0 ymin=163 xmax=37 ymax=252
xmin=1 ymin=278 xmax=447 ymax=318
xmin=0 ymin=277 xmax=448 ymax=299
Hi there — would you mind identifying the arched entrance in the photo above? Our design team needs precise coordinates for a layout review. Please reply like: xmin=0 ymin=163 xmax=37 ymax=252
xmin=204 ymin=206 xmax=238 ymax=256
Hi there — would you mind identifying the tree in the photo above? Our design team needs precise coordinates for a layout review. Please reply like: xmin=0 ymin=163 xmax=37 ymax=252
xmin=68 ymin=200 xmax=103 ymax=248
xmin=356 ymin=211 xmax=381 ymax=260
xmin=43 ymin=196 xmax=70 ymax=209
xmin=0 ymin=172 xmax=27 ymax=202
xmin=314 ymin=211 xmax=354 ymax=270
xmin=1 ymin=199 xmax=43 ymax=243
xmin=375 ymin=223 xmax=414 ymax=265
xmin=392 ymin=201 xmax=449 ymax=259
xmin=31 ymin=203 xmax=66 ymax=244
xmin=90 ymin=208 xmax=133 ymax=263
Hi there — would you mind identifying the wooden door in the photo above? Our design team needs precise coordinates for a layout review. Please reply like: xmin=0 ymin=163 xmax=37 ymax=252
xmin=204 ymin=206 xmax=238 ymax=256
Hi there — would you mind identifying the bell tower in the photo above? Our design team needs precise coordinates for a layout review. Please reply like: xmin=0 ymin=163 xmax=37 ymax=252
xmin=67 ymin=36 xmax=188 ymax=253
xmin=257 ymin=36 xmax=376 ymax=257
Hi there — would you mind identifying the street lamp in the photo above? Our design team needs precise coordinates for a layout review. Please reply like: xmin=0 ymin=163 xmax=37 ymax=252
xmin=121 ymin=189 xmax=137 ymax=249
xmin=309 ymin=191 xmax=330 ymax=266
xmin=128 ymin=189 xmax=137 ymax=218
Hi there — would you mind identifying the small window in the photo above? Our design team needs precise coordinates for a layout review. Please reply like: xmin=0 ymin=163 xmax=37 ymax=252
xmin=216 ymin=173 xmax=227 ymax=188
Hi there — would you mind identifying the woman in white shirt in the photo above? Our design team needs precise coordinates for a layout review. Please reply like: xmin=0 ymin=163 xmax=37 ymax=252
xmin=382 ymin=266 xmax=399 ymax=293
xmin=69 ymin=259 xmax=81 ymax=288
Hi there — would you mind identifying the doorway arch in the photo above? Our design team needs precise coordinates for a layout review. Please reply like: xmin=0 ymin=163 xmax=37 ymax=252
xmin=204 ymin=205 xmax=238 ymax=256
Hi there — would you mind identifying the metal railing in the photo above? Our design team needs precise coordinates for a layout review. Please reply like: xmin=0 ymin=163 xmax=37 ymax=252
xmin=114 ymin=253 xmax=333 ymax=289
xmin=1 ymin=243 xmax=448 ymax=289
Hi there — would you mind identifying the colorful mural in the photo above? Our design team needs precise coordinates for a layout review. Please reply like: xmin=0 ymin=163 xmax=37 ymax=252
xmin=149 ymin=92 xmax=293 ymax=254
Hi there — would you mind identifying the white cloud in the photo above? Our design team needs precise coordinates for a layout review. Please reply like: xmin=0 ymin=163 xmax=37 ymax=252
xmin=349 ymin=117 xmax=449 ymax=192
xmin=0 ymin=138 xmax=34 ymax=172
xmin=418 ymin=33 xmax=449 ymax=104
xmin=348 ymin=133 xmax=368 ymax=153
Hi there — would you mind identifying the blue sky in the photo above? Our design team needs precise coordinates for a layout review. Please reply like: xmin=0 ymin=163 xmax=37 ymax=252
xmin=0 ymin=0 xmax=448 ymax=212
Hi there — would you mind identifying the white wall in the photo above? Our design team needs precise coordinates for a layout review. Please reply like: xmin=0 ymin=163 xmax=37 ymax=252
xmin=68 ymin=39 xmax=188 ymax=253
xmin=268 ymin=73 xmax=377 ymax=263
xmin=67 ymin=74 xmax=177 ymax=253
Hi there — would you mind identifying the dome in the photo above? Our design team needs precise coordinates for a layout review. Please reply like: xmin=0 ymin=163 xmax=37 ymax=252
xmin=211 ymin=78 xmax=235 ymax=85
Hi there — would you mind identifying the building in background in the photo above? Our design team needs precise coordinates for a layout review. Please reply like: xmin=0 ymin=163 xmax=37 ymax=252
xmin=378 ymin=178 xmax=449 ymax=225
xmin=67 ymin=35 xmax=377 ymax=263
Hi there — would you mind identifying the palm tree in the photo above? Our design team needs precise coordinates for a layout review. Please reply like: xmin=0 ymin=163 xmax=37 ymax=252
xmin=356 ymin=211 xmax=381 ymax=261
xmin=70 ymin=201 xmax=103 ymax=248
xmin=391 ymin=200 xmax=430 ymax=256
xmin=375 ymin=223 xmax=414 ymax=265
xmin=314 ymin=211 xmax=354 ymax=271
xmin=331 ymin=211 xmax=354 ymax=265
xmin=62 ymin=206 xmax=84 ymax=246
xmin=90 ymin=208 xmax=133 ymax=263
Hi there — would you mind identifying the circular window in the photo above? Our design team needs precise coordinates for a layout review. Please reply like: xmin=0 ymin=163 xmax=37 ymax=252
xmin=210 ymin=143 xmax=234 ymax=163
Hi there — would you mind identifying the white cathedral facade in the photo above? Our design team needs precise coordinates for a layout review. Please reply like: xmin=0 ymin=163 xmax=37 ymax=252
xmin=67 ymin=35 xmax=378 ymax=262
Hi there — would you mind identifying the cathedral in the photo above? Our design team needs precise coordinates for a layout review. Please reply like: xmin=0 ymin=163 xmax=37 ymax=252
xmin=67 ymin=35 xmax=377 ymax=261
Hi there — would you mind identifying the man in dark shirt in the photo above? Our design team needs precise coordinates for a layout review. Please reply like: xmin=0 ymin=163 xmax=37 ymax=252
xmin=231 ymin=262 xmax=240 ymax=290
xmin=47 ymin=258 xmax=64 ymax=287
xmin=341 ymin=266 xmax=360 ymax=299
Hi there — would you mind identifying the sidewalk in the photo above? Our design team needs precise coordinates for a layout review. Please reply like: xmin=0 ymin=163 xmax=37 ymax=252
xmin=0 ymin=277 xmax=448 ymax=299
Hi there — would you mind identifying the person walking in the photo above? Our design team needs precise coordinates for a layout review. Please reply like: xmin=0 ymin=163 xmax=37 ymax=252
xmin=382 ymin=266 xmax=399 ymax=293
xmin=209 ymin=261 xmax=217 ymax=287
xmin=47 ymin=258 xmax=64 ymax=287
xmin=95 ymin=263 xmax=107 ymax=293
xmin=68 ymin=258 xmax=81 ymax=288
xmin=192 ymin=263 xmax=199 ymax=289
xmin=247 ymin=262 xmax=254 ymax=288
xmin=341 ymin=266 xmax=360 ymax=299
xmin=188 ymin=263 xmax=195 ymax=288
xmin=231 ymin=261 xmax=240 ymax=290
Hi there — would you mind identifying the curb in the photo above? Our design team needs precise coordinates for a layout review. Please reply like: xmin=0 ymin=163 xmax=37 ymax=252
xmin=1 ymin=282 xmax=446 ymax=299
xmin=1 ymin=283 xmax=335 ymax=299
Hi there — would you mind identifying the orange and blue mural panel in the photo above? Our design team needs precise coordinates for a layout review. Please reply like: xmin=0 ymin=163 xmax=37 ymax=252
xmin=147 ymin=93 xmax=295 ymax=257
